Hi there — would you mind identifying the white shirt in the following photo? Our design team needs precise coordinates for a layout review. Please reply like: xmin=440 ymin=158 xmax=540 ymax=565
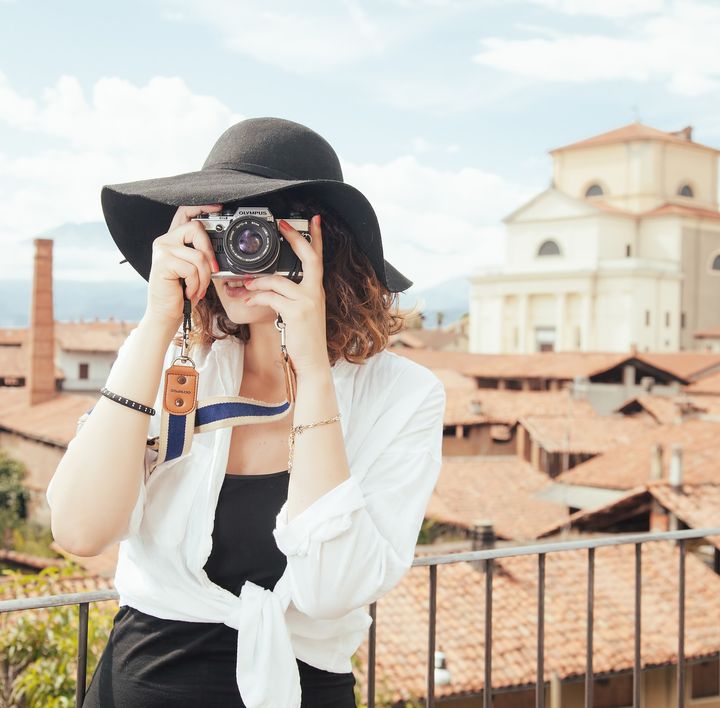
xmin=47 ymin=319 xmax=446 ymax=707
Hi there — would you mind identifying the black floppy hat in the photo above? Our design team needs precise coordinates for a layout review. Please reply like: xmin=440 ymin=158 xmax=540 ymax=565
xmin=100 ymin=116 xmax=412 ymax=292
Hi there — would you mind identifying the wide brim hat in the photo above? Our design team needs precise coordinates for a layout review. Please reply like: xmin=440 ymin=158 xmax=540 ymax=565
xmin=100 ymin=116 xmax=412 ymax=292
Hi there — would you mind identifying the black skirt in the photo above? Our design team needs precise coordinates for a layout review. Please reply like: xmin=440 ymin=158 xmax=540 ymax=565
xmin=82 ymin=470 xmax=357 ymax=707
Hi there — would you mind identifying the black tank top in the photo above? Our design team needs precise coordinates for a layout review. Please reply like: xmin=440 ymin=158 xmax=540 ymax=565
xmin=82 ymin=471 xmax=357 ymax=708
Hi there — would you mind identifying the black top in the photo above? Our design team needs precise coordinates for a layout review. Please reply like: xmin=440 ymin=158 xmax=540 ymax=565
xmin=82 ymin=471 xmax=357 ymax=708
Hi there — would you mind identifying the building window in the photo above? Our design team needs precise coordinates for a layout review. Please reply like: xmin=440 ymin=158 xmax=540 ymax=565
xmin=593 ymin=673 xmax=633 ymax=707
xmin=692 ymin=658 xmax=720 ymax=699
xmin=79 ymin=363 xmax=89 ymax=380
xmin=535 ymin=326 xmax=556 ymax=352
xmin=645 ymin=310 xmax=651 ymax=327
xmin=678 ymin=183 xmax=694 ymax=198
xmin=537 ymin=240 xmax=561 ymax=257
xmin=665 ymin=311 xmax=670 ymax=327
xmin=681 ymin=311 xmax=686 ymax=329
xmin=625 ymin=244 xmax=632 ymax=257
xmin=585 ymin=184 xmax=604 ymax=197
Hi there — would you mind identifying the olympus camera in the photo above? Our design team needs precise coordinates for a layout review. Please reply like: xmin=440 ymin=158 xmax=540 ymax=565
xmin=192 ymin=206 xmax=311 ymax=281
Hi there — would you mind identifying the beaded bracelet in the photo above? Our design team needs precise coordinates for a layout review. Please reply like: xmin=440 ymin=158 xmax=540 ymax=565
xmin=100 ymin=387 xmax=156 ymax=416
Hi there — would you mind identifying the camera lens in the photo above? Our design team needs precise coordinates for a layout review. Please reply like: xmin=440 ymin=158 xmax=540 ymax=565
xmin=236 ymin=228 xmax=264 ymax=255
xmin=224 ymin=216 xmax=280 ymax=273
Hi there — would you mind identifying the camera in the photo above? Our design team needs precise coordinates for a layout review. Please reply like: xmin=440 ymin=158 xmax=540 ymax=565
xmin=192 ymin=206 xmax=311 ymax=282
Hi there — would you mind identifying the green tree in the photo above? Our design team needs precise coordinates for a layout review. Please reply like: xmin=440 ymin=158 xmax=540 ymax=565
xmin=0 ymin=452 xmax=30 ymax=548
xmin=0 ymin=563 xmax=116 ymax=707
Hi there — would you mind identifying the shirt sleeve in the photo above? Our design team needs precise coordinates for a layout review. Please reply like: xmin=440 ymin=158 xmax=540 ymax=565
xmin=272 ymin=366 xmax=446 ymax=620
xmin=45 ymin=325 xmax=179 ymax=543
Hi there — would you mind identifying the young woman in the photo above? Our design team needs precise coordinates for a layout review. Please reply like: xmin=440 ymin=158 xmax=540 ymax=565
xmin=47 ymin=117 xmax=446 ymax=708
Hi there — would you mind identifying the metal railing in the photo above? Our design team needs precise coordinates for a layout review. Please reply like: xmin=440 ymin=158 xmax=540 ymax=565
xmin=0 ymin=527 xmax=718 ymax=708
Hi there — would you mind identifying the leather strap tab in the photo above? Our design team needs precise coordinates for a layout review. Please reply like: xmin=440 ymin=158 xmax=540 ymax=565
xmin=163 ymin=364 xmax=198 ymax=414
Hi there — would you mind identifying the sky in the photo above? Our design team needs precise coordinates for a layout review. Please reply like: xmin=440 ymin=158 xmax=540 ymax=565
xmin=3 ymin=0 xmax=720 ymax=292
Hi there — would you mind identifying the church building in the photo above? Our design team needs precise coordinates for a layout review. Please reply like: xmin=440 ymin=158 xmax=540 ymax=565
xmin=469 ymin=122 xmax=720 ymax=353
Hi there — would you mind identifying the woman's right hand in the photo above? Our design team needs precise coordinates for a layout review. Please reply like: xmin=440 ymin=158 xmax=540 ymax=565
xmin=144 ymin=204 xmax=223 ymax=331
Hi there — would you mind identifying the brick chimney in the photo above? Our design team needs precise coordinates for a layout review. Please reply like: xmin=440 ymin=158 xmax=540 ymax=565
xmin=26 ymin=238 xmax=56 ymax=405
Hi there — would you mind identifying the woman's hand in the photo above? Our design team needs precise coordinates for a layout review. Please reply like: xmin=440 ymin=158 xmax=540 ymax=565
xmin=242 ymin=215 xmax=329 ymax=377
xmin=145 ymin=204 xmax=222 ymax=332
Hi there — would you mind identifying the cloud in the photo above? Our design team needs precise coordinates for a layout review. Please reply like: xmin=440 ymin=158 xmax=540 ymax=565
xmin=473 ymin=0 xmax=720 ymax=96
xmin=157 ymin=0 xmax=388 ymax=74
xmin=343 ymin=155 xmax=536 ymax=290
xmin=0 ymin=71 xmax=242 ymax=281
xmin=525 ymin=0 xmax=664 ymax=17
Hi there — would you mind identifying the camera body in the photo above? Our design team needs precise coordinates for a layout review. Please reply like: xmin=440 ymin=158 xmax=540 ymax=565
xmin=192 ymin=206 xmax=311 ymax=281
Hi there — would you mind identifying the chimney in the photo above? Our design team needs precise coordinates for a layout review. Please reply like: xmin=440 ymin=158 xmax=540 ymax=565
xmin=649 ymin=443 xmax=669 ymax=531
xmin=27 ymin=239 xmax=56 ymax=406
xmin=650 ymin=443 xmax=663 ymax=480
xmin=472 ymin=520 xmax=495 ymax=550
xmin=434 ymin=650 xmax=452 ymax=686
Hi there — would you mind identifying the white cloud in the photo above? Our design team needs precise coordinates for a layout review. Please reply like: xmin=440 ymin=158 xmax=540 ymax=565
xmin=0 ymin=71 xmax=242 ymax=281
xmin=158 ymin=0 xmax=388 ymax=74
xmin=474 ymin=0 xmax=720 ymax=96
xmin=0 ymin=72 xmax=535 ymax=290
xmin=343 ymin=155 xmax=536 ymax=290
xmin=526 ymin=0 xmax=664 ymax=17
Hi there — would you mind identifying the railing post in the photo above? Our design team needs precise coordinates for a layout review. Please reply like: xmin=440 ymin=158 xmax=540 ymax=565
xmin=427 ymin=564 xmax=437 ymax=707
xmin=585 ymin=547 xmax=594 ymax=708
xmin=634 ymin=543 xmax=642 ymax=708
xmin=75 ymin=602 xmax=89 ymax=708
xmin=368 ymin=601 xmax=377 ymax=708
xmin=678 ymin=539 xmax=686 ymax=708
xmin=537 ymin=552 xmax=546 ymax=708
xmin=484 ymin=558 xmax=493 ymax=708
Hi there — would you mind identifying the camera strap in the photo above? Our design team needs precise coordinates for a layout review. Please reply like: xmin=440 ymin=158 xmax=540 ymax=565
xmin=147 ymin=291 xmax=296 ymax=473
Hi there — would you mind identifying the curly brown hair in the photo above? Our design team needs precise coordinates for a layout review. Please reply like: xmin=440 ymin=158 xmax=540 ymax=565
xmin=173 ymin=189 xmax=412 ymax=366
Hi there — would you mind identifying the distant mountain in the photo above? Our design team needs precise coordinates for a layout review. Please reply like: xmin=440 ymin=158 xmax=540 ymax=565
xmin=0 ymin=276 xmax=471 ymax=329
xmin=401 ymin=276 xmax=470 ymax=328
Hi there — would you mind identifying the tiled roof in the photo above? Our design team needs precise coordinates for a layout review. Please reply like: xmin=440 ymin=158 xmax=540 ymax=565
xmin=554 ymin=419 xmax=720 ymax=489
xmin=0 ymin=387 xmax=97 ymax=448
xmin=432 ymin=368 xmax=477 ymax=391
xmin=426 ymin=456 xmax=569 ymax=540
xmin=643 ymin=203 xmax=720 ymax=221
xmin=686 ymin=372 xmax=720 ymax=395
xmin=0 ymin=320 xmax=137 ymax=354
xmin=0 ymin=346 xmax=64 ymax=379
xmin=639 ymin=352 xmax=720 ymax=381
xmin=396 ymin=350 xmax=629 ymax=380
xmin=537 ymin=481 xmax=720 ymax=548
xmin=615 ymin=395 xmax=720 ymax=425
xmin=445 ymin=388 xmax=596 ymax=426
xmin=519 ymin=415 xmax=655 ymax=455
xmin=549 ymin=122 xmax=719 ymax=154
xmin=389 ymin=329 xmax=463 ymax=350
xmin=354 ymin=542 xmax=720 ymax=702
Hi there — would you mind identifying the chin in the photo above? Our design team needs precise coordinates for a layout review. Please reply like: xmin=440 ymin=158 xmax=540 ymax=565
xmin=212 ymin=279 xmax=276 ymax=325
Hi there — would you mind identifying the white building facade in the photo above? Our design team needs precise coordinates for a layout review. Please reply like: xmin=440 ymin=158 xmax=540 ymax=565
xmin=469 ymin=123 xmax=720 ymax=353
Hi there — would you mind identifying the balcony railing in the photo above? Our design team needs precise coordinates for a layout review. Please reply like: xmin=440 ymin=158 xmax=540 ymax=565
xmin=1 ymin=527 xmax=719 ymax=708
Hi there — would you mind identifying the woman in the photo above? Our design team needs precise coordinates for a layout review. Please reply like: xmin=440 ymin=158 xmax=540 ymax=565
xmin=47 ymin=117 xmax=446 ymax=708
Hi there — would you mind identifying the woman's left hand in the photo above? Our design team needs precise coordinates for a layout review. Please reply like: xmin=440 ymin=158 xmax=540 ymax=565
xmin=242 ymin=214 xmax=329 ymax=377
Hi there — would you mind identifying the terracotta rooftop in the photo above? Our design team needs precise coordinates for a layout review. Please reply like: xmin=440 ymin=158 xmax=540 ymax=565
xmin=0 ymin=320 xmax=137 ymax=353
xmin=694 ymin=324 xmax=720 ymax=339
xmin=642 ymin=203 xmax=720 ymax=221
xmin=445 ymin=388 xmax=596 ymax=427
xmin=639 ymin=352 xmax=720 ymax=381
xmin=615 ymin=394 xmax=720 ymax=425
xmin=432 ymin=368 xmax=477 ymax=391
xmin=389 ymin=329 xmax=463 ymax=350
xmin=686 ymin=372 xmax=720 ymax=395
xmin=426 ymin=456 xmax=569 ymax=540
xmin=0 ymin=387 xmax=97 ymax=448
xmin=537 ymin=481 xmax=720 ymax=549
xmin=554 ymin=419 xmax=720 ymax=490
xmin=0 ymin=346 xmax=64 ymax=379
xmin=396 ymin=350 xmax=630 ymax=380
xmin=354 ymin=542 xmax=720 ymax=702
xmin=519 ymin=414 xmax=655 ymax=455
xmin=549 ymin=122 xmax=719 ymax=154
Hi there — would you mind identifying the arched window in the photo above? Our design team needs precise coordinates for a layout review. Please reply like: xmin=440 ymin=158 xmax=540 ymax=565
xmin=538 ymin=240 xmax=561 ymax=256
xmin=585 ymin=184 xmax=604 ymax=197
xmin=711 ymin=254 xmax=720 ymax=271
xmin=678 ymin=184 xmax=694 ymax=197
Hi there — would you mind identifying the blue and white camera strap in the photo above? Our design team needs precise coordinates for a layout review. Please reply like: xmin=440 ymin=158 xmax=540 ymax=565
xmin=148 ymin=395 xmax=292 ymax=470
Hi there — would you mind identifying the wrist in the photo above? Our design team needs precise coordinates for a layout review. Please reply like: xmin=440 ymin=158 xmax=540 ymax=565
xmin=294 ymin=360 xmax=333 ymax=385
xmin=140 ymin=312 xmax=181 ymax=342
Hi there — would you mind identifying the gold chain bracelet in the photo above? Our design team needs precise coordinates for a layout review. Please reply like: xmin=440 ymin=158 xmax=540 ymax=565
xmin=287 ymin=413 xmax=342 ymax=474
